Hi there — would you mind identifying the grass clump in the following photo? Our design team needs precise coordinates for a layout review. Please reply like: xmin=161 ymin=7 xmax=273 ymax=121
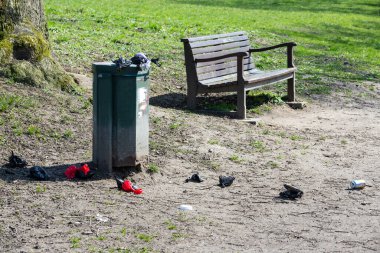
xmin=229 ymin=154 xmax=243 ymax=163
xmin=250 ymin=140 xmax=266 ymax=152
xmin=27 ymin=125 xmax=41 ymax=136
xmin=147 ymin=163 xmax=159 ymax=173
xmin=207 ymin=139 xmax=219 ymax=145
xmin=136 ymin=233 xmax=154 ymax=243
xmin=0 ymin=94 xmax=35 ymax=112
xmin=164 ymin=220 xmax=177 ymax=230
xmin=70 ymin=237 xmax=81 ymax=248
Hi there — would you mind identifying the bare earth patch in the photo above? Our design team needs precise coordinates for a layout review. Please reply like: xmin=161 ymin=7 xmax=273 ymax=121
xmin=0 ymin=79 xmax=379 ymax=252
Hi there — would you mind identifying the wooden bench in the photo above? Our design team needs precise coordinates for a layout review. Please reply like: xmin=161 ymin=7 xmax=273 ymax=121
xmin=181 ymin=31 xmax=300 ymax=119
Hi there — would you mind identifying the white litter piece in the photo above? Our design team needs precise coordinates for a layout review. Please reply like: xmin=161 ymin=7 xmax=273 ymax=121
xmin=96 ymin=213 xmax=109 ymax=222
xmin=178 ymin=204 xmax=193 ymax=211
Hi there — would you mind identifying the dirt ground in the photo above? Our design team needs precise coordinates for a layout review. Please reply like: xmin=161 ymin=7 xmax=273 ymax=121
xmin=0 ymin=78 xmax=379 ymax=253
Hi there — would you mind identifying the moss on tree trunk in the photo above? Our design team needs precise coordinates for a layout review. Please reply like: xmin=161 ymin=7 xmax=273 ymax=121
xmin=0 ymin=0 xmax=78 ymax=92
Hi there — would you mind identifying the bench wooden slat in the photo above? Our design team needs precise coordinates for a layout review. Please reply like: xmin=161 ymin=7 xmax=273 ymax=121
xmin=190 ymin=35 xmax=249 ymax=49
xmin=196 ymin=55 xmax=252 ymax=67
xmin=198 ymin=63 xmax=256 ymax=81
xmin=200 ymin=73 xmax=237 ymax=86
xmin=184 ymin=31 xmax=246 ymax=43
xmin=199 ymin=68 xmax=295 ymax=86
xmin=196 ymin=58 xmax=252 ymax=74
xmin=192 ymin=40 xmax=250 ymax=55
xmin=198 ymin=68 xmax=239 ymax=81
xmin=194 ymin=46 xmax=250 ymax=61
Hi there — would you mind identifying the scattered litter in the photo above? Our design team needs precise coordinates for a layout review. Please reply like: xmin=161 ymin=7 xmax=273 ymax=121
xmin=8 ymin=151 xmax=27 ymax=168
xmin=178 ymin=204 xmax=193 ymax=211
xmin=114 ymin=176 xmax=143 ymax=195
xmin=29 ymin=166 xmax=49 ymax=181
xmin=96 ymin=213 xmax=109 ymax=223
xmin=242 ymin=118 xmax=261 ymax=125
xmin=4 ymin=169 xmax=15 ymax=175
xmin=219 ymin=175 xmax=235 ymax=188
xmin=279 ymin=184 xmax=303 ymax=200
xmin=115 ymin=176 xmax=124 ymax=190
xmin=350 ymin=179 xmax=366 ymax=190
xmin=185 ymin=173 xmax=204 ymax=183
xmin=64 ymin=164 xmax=94 ymax=180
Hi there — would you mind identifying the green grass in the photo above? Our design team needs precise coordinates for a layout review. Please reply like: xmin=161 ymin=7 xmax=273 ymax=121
xmin=70 ymin=237 xmax=81 ymax=248
xmin=36 ymin=184 xmax=47 ymax=193
xmin=250 ymin=140 xmax=267 ymax=152
xmin=164 ymin=220 xmax=177 ymax=230
xmin=289 ymin=134 xmax=303 ymax=141
xmin=169 ymin=122 xmax=182 ymax=130
xmin=147 ymin=163 xmax=159 ymax=173
xmin=207 ymin=139 xmax=219 ymax=145
xmin=136 ymin=233 xmax=154 ymax=243
xmin=0 ymin=94 xmax=35 ymax=112
xmin=205 ymin=102 xmax=236 ymax=112
xmin=44 ymin=0 xmax=379 ymax=96
xmin=62 ymin=129 xmax=73 ymax=139
xmin=229 ymin=154 xmax=243 ymax=163
xmin=27 ymin=125 xmax=41 ymax=136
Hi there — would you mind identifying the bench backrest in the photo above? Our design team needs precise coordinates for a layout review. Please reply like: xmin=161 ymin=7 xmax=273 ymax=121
xmin=182 ymin=31 xmax=255 ymax=82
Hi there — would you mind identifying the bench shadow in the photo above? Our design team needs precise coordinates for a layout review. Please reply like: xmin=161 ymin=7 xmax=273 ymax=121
xmin=150 ymin=92 xmax=282 ymax=118
xmin=0 ymin=162 xmax=143 ymax=183
xmin=150 ymin=92 xmax=243 ymax=118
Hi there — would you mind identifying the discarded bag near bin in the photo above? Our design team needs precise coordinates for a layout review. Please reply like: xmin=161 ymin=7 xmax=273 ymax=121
xmin=219 ymin=175 xmax=235 ymax=188
xmin=115 ymin=176 xmax=143 ymax=195
xmin=279 ymin=184 xmax=303 ymax=200
xmin=185 ymin=173 xmax=204 ymax=183
xmin=8 ymin=151 xmax=27 ymax=168
xmin=29 ymin=166 xmax=49 ymax=181
xmin=65 ymin=164 xmax=94 ymax=180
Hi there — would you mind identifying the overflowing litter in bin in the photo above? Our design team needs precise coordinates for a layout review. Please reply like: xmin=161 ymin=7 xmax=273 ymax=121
xmin=8 ymin=151 xmax=27 ymax=168
xmin=29 ymin=166 xmax=49 ymax=181
xmin=279 ymin=184 xmax=303 ymax=200
xmin=64 ymin=164 xmax=94 ymax=180
xmin=219 ymin=175 xmax=235 ymax=188
xmin=185 ymin=173 xmax=204 ymax=183
xmin=113 ymin=53 xmax=160 ymax=70
xmin=115 ymin=176 xmax=143 ymax=195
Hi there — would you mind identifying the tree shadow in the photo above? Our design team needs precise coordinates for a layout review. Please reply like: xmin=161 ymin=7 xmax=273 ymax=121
xmin=170 ymin=0 xmax=379 ymax=16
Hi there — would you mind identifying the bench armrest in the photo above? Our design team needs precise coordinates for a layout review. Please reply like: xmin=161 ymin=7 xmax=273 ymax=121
xmin=249 ymin=42 xmax=297 ymax=52
xmin=194 ymin=52 xmax=248 ymax=63
xmin=249 ymin=42 xmax=297 ymax=68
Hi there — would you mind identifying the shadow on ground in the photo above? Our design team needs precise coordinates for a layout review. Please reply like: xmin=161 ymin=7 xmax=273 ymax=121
xmin=150 ymin=92 xmax=284 ymax=118
xmin=171 ymin=0 xmax=379 ymax=16
xmin=150 ymin=92 xmax=240 ymax=118
xmin=0 ymin=162 xmax=143 ymax=183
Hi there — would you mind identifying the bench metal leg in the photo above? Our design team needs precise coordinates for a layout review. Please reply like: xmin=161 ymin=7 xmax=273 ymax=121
xmin=187 ymin=84 xmax=197 ymax=109
xmin=287 ymin=74 xmax=295 ymax=102
xmin=237 ymin=87 xmax=246 ymax=119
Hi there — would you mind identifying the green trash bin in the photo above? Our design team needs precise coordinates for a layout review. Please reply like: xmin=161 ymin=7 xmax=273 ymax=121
xmin=92 ymin=62 xmax=150 ymax=173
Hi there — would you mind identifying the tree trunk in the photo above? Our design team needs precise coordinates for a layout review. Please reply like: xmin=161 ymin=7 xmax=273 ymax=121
xmin=0 ymin=0 xmax=76 ymax=92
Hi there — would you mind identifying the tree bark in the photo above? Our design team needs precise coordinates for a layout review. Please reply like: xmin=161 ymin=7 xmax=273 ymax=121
xmin=0 ymin=0 xmax=76 ymax=92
